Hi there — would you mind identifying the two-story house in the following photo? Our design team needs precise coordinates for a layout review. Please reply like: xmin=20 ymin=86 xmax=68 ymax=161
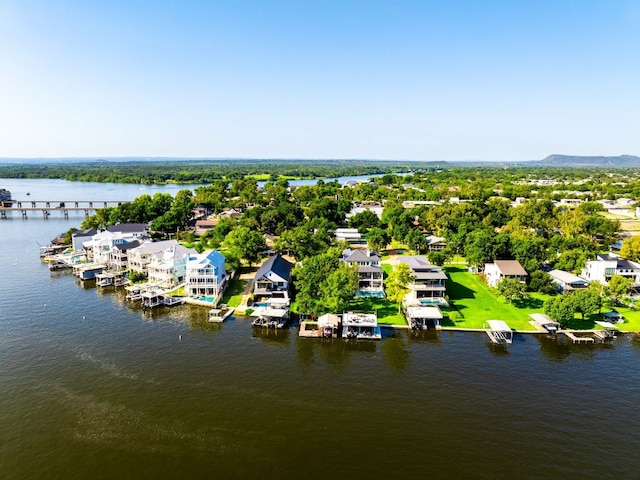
xmin=253 ymin=254 xmax=293 ymax=304
xmin=185 ymin=250 xmax=226 ymax=300
xmin=397 ymin=256 xmax=448 ymax=305
xmin=581 ymin=253 xmax=640 ymax=285
xmin=341 ymin=248 xmax=384 ymax=296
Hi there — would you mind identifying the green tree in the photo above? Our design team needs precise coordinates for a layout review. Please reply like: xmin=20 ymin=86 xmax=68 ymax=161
xmin=223 ymin=226 xmax=266 ymax=266
xmin=620 ymin=237 xmax=640 ymax=262
xmin=322 ymin=263 xmax=359 ymax=313
xmin=528 ymin=271 xmax=556 ymax=294
xmin=544 ymin=296 xmax=575 ymax=326
xmin=570 ymin=288 xmax=602 ymax=320
xmin=366 ymin=227 xmax=390 ymax=254
xmin=385 ymin=262 xmax=415 ymax=311
xmin=348 ymin=209 xmax=380 ymax=233
xmin=497 ymin=277 xmax=529 ymax=304
xmin=606 ymin=275 xmax=632 ymax=306
xmin=292 ymin=249 xmax=342 ymax=316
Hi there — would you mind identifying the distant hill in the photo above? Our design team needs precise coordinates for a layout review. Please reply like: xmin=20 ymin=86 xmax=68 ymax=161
xmin=538 ymin=154 xmax=640 ymax=167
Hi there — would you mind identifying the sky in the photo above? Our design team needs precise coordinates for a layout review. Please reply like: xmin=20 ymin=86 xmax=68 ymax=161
xmin=1 ymin=0 xmax=639 ymax=161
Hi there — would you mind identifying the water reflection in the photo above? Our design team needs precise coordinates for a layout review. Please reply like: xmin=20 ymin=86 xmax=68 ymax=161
xmin=252 ymin=327 xmax=290 ymax=347
xmin=381 ymin=335 xmax=409 ymax=371
xmin=486 ymin=342 xmax=510 ymax=357
xmin=407 ymin=329 xmax=441 ymax=345
xmin=294 ymin=336 xmax=379 ymax=369
xmin=536 ymin=335 xmax=615 ymax=362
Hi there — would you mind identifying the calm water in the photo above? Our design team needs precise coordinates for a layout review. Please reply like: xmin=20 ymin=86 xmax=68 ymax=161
xmin=2 ymin=179 xmax=640 ymax=479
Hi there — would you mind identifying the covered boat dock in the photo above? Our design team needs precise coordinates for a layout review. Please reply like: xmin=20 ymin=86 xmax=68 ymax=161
xmin=484 ymin=320 xmax=513 ymax=345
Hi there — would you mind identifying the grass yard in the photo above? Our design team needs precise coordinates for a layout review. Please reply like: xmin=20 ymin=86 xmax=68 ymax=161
xmin=350 ymin=297 xmax=407 ymax=326
xmin=443 ymin=266 xmax=552 ymax=331
xmin=220 ymin=276 xmax=246 ymax=308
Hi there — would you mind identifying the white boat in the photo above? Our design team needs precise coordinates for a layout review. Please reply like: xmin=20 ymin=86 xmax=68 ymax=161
xmin=208 ymin=306 xmax=235 ymax=323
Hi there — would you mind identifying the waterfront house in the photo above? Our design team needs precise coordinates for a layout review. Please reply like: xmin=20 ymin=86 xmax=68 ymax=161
xmin=83 ymin=230 xmax=132 ymax=264
xmin=397 ymin=256 xmax=448 ymax=305
xmin=72 ymin=228 xmax=97 ymax=251
xmin=107 ymin=239 xmax=141 ymax=272
xmin=581 ymin=253 xmax=640 ymax=285
xmin=253 ymin=254 xmax=293 ymax=304
xmin=185 ymin=250 xmax=226 ymax=300
xmin=341 ymin=248 xmax=384 ymax=296
xmin=146 ymin=244 xmax=196 ymax=288
xmin=484 ymin=260 xmax=528 ymax=288
xmin=548 ymin=269 xmax=589 ymax=293
xmin=127 ymin=240 xmax=180 ymax=275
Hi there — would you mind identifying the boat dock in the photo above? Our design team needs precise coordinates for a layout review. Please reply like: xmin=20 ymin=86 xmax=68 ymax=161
xmin=562 ymin=331 xmax=595 ymax=344
xmin=484 ymin=320 xmax=513 ymax=345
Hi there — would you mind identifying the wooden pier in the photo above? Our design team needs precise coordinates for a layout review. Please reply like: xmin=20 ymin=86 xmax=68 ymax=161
xmin=562 ymin=331 xmax=595 ymax=344
xmin=0 ymin=200 xmax=128 ymax=219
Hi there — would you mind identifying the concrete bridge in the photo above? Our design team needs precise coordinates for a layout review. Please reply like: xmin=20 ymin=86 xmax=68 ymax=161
xmin=0 ymin=200 xmax=128 ymax=219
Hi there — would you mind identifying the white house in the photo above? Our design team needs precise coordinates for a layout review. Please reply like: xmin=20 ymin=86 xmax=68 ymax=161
xmin=581 ymin=253 xmax=640 ymax=285
xmin=397 ymin=256 xmax=448 ymax=305
xmin=127 ymin=240 xmax=181 ymax=274
xmin=185 ymin=250 xmax=226 ymax=299
xmin=146 ymin=244 xmax=196 ymax=288
xmin=342 ymin=248 xmax=384 ymax=296
xmin=484 ymin=260 xmax=528 ymax=288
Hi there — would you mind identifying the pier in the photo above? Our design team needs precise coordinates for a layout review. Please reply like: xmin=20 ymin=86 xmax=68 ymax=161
xmin=562 ymin=331 xmax=595 ymax=344
xmin=0 ymin=200 xmax=128 ymax=219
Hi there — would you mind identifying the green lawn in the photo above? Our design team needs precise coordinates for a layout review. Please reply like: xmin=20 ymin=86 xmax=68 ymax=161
xmin=350 ymin=297 xmax=406 ymax=326
xmin=443 ymin=266 xmax=551 ymax=331
xmin=220 ymin=276 xmax=246 ymax=308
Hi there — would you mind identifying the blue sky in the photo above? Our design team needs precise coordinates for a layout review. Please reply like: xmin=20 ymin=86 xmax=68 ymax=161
xmin=1 ymin=0 xmax=638 ymax=160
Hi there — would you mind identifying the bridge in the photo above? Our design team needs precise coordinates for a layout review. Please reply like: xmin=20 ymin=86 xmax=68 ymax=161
xmin=0 ymin=200 xmax=129 ymax=219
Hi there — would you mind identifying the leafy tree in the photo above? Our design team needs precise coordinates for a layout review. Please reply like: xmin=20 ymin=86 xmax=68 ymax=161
xmin=497 ymin=277 xmax=529 ymax=304
xmin=322 ymin=263 xmax=360 ymax=313
xmin=620 ymin=237 xmax=640 ymax=262
xmin=385 ymin=262 xmax=415 ymax=311
xmin=366 ymin=227 xmax=390 ymax=253
xmin=427 ymin=250 xmax=449 ymax=266
xmin=223 ymin=226 xmax=266 ymax=266
xmin=544 ymin=296 xmax=575 ymax=326
xmin=570 ymin=288 xmax=602 ymax=320
xmin=405 ymin=228 xmax=427 ymax=254
xmin=292 ymin=249 xmax=342 ymax=316
xmin=528 ymin=270 xmax=556 ymax=294
xmin=510 ymin=235 xmax=548 ymax=272
xmin=348 ymin=209 xmax=380 ymax=233
xmin=606 ymin=275 xmax=632 ymax=306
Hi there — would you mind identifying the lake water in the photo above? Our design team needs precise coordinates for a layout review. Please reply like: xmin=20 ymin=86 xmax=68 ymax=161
xmin=1 ymin=179 xmax=640 ymax=479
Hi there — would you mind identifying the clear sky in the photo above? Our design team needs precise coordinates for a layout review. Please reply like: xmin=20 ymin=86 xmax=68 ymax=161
xmin=1 ymin=0 xmax=639 ymax=161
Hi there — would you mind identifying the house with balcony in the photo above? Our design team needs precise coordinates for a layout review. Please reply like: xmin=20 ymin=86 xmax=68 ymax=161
xmin=342 ymin=248 xmax=384 ymax=296
xmin=253 ymin=254 xmax=293 ymax=304
xmin=580 ymin=253 xmax=640 ymax=285
xmin=127 ymin=240 xmax=181 ymax=275
xmin=146 ymin=244 xmax=196 ymax=289
xmin=484 ymin=260 xmax=528 ymax=288
xmin=107 ymin=239 xmax=142 ymax=272
xmin=185 ymin=250 xmax=226 ymax=300
xmin=397 ymin=256 xmax=448 ymax=306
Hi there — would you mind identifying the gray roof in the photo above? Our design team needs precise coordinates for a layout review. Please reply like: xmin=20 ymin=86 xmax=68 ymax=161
xmin=106 ymin=223 xmax=148 ymax=234
xmin=255 ymin=254 xmax=293 ymax=282
xmin=114 ymin=240 xmax=142 ymax=251
xmin=358 ymin=265 xmax=383 ymax=273
xmin=413 ymin=270 xmax=448 ymax=280
xmin=398 ymin=256 xmax=442 ymax=273
xmin=343 ymin=249 xmax=380 ymax=263
xmin=73 ymin=228 xmax=97 ymax=238
xmin=548 ymin=269 xmax=589 ymax=285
